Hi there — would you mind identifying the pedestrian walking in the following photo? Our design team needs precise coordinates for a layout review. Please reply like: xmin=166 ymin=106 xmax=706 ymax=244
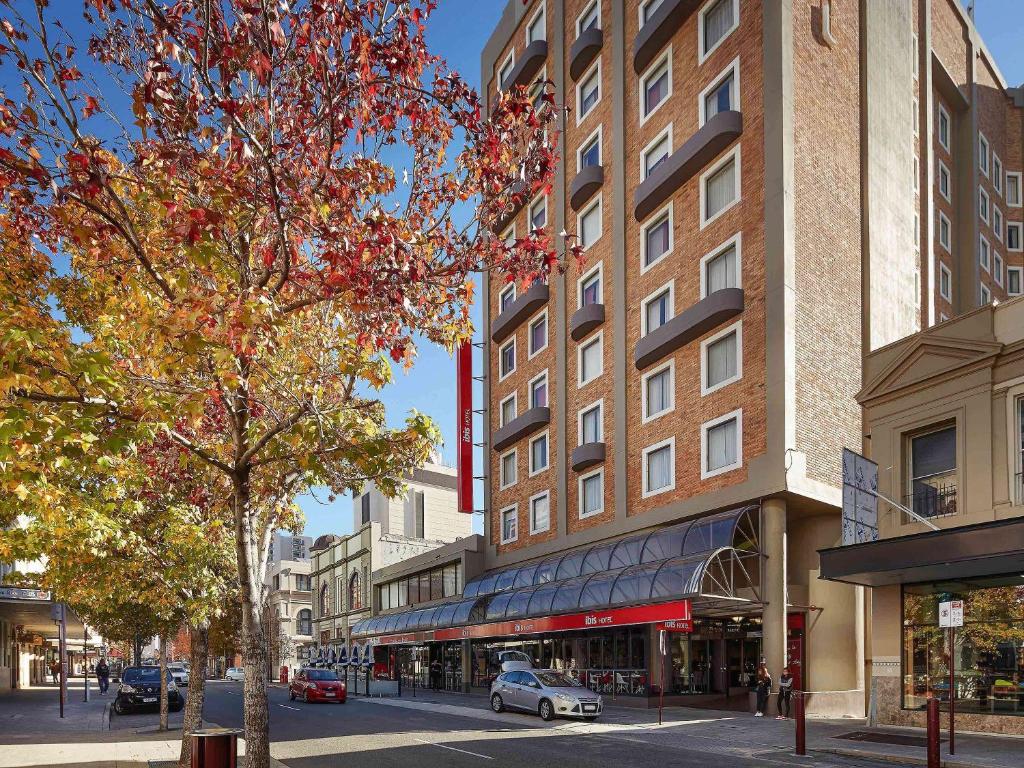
xmin=96 ymin=658 xmax=110 ymax=695
xmin=776 ymin=666 xmax=793 ymax=719
xmin=49 ymin=659 xmax=61 ymax=684
xmin=754 ymin=662 xmax=772 ymax=717
xmin=429 ymin=659 xmax=442 ymax=690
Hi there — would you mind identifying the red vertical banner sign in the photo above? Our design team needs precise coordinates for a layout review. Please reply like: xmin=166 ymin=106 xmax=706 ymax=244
xmin=456 ymin=340 xmax=474 ymax=513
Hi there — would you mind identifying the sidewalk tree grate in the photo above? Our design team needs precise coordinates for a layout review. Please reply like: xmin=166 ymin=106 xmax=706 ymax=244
xmin=834 ymin=730 xmax=946 ymax=747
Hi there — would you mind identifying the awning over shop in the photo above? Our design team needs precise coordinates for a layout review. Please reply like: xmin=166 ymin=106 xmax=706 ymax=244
xmin=0 ymin=587 xmax=86 ymax=641
xmin=353 ymin=506 xmax=762 ymax=644
xmin=818 ymin=517 xmax=1024 ymax=587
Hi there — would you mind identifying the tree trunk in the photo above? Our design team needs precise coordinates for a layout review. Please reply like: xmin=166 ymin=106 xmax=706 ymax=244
xmin=159 ymin=633 xmax=169 ymax=732
xmin=179 ymin=621 xmax=209 ymax=768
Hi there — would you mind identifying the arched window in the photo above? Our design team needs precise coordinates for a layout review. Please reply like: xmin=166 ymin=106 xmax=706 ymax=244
xmin=297 ymin=609 xmax=312 ymax=636
xmin=319 ymin=581 xmax=330 ymax=617
xmin=349 ymin=571 xmax=362 ymax=611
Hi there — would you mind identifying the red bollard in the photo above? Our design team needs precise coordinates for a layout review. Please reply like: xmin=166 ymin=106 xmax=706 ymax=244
xmin=794 ymin=691 xmax=806 ymax=756
xmin=926 ymin=697 xmax=940 ymax=768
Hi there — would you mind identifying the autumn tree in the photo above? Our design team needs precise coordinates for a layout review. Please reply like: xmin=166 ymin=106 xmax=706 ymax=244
xmin=0 ymin=2 xmax=563 ymax=767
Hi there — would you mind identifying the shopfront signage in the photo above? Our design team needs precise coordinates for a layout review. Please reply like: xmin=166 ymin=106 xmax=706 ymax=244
xmin=456 ymin=340 xmax=474 ymax=514
xmin=654 ymin=619 xmax=693 ymax=633
xmin=0 ymin=586 xmax=51 ymax=601
xmin=938 ymin=599 xmax=964 ymax=627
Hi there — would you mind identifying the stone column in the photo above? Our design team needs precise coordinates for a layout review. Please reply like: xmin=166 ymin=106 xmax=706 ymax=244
xmin=461 ymin=639 xmax=472 ymax=693
xmin=762 ymin=498 xmax=788 ymax=690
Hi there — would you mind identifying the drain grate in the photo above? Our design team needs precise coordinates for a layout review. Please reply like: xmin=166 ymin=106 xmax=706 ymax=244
xmin=834 ymin=730 xmax=945 ymax=747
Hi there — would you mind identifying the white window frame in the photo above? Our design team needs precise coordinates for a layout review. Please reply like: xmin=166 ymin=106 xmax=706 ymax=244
xmin=979 ymin=186 xmax=990 ymax=225
xmin=528 ymin=193 xmax=547 ymax=232
xmin=994 ymin=154 xmax=1003 ymax=195
xmin=577 ymin=330 xmax=604 ymax=388
xmin=979 ymin=133 xmax=990 ymax=177
xmin=578 ymin=467 xmax=605 ymax=519
xmin=639 ymin=48 xmax=672 ymax=125
xmin=994 ymin=206 xmax=1003 ymax=242
xmin=981 ymin=283 xmax=991 ymax=305
xmin=528 ymin=369 xmax=549 ymax=410
xmin=575 ymin=58 xmax=602 ymax=126
xmin=698 ymin=56 xmax=740 ymax=127
xmin=1007 ymin=172 xmax=1023 ymax=207
xmin=528 ymin=308 xmax=549 ymax=359
xmin=577 ymin=397 xmax=604 ymax=446
xmin=939 ymin=262 xmax=952 ymax=302
xmin=528 ymin=490 xmax=551 ymax=535
xmin=499 ymin=392 xmax=518 ymax=428
xmin=912 ymin=33 xmax=919 ymax=80
xmin=701 ymin=319 xmax=743 ymax=396
xmin=577 ymin=261 xmax=604 ymax=308
xmin=913 ymin=97 xmax=919 ymax=137
xmin=698 ymin=0 xmax=740 ymax=64
xmin=701 ymin=408 xmax=744 ymax=479
xmin=700 ymin=145 xmax=742 ymax=229
xmin=937 ymin=104 xmax=950 ymax=152
xmin=980 ymin=234 xmax=991 ymax=273
xmin=1008 ymin=222 xmax=1023 ymax=252
xmin=525 ymin=0 xmax=546 ymax=45
xmin=640 ymin=123 xmax=673 ymax=180
xmin=700 ymin=232 xmax=743 ymax=298
xmin=500 ymin=503 xmax=518 ymax=544
xmin=576 ymin=192 xmax=604 ymax=251
xmin=913 ymin=155 xmax=919 ymax=193
xmin=499 ymin=448 xmax=518 ymax=490
xmin=938 ymin=160 xmax=951 ymax=202
xmin=498 ymin=336 xmax=516 ymax=381
xmin=641 ymin=360 xmax=675 ymax=423
xmin=639 ymin=203 xmax=674 ymax=273
xmin=499 ymin=282 xmax=516 ymax=313
xmin=528 ymin=429 xmax=550 ymax=476
xmin=640 ymin=279 xmax=675 ymax=337
xmin=577 ymin=124 xmax=603 ymax=172
xmin=642 ymin=437 xmax=676 ymax=498
xmin=994 ymin=251 xmax=1004 ymax=287
xmin=1007 ymin=266 xmax=1023 ymax=296
xmin=938 ymin=211 xmax=952 ymax=252
xmin=498 ymin=50 xmax=515 ymax=92
xmin=576 ymin=0 xmax=601 ymax=36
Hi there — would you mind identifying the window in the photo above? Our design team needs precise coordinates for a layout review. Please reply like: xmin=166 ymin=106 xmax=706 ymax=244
xmin=529 ymin=310 xmax=548 ymax=357
xmin=500 ymin=449 xmax=517 ymax=489
xmin=349 ymin=571 xmax=362 ymax=611
xmin=939 ymin=263 xmax=952 ymax=302
xmin=994 ymin=154 xmax=1003 ymax=194
xmin=979 ymin=134 xmax=990 ymax=176
xmin=296 ymin=574 xmax=310 ymax=591
xmin=640 ymin=0 xmax=665 ymax=26
xmin=273 ymin=574 xmax=280 ymax=591
xmin=642 ymin=284 xmax=673 ymax=336
xmin=641 ymin=206 xmax=673 ymax=270
xmin=529 ymin=196 xmax=547 ymax=231
xmin=906 ymin=424 xmax=957 ymax=519
xmin=501 ymin=505 xmax=518 ymax=543
xmin=702 ymin=321 xmax=742 ymax=395
xmin=579 ymin=469 xmax=604 ymax=518
xmin=981 ymin=283 xmax=991 ymax=305
xmin=938 ymin=211 xmax=951 ymax=252
xmin=579 ymin=401 xmax=602 ymax=444
xmin=529 ymin=492 xmax=550 ymax=534
xmin=1008 ymin=266 xmax=1022 ymax=296
xmin=937 ymin=105 xmax=950 ymax=151
xmin=578 ymin=195 xmax=602 ymax=249
xmin=414 ymin=491 xmax=425 ymax=538
xmin=913 ymin=155 xmax=919 ymax=193
xmin=701 ymin=234 xmax=741 ymax=296
xmin=702 ymin=148 xmax=740 ymax=227
xmin=914 ymin=212 xmax=920 ymax=251
xmin=642 ymin=361 xmax=674 ymax=422
xmin=702 ymin=409 xmax=742 ymax=478
xmin=912 ymin=98 xmax=919 ymax=137
xmin=297 ymin=609 xmax=312 ymax=636
xmin=578 ymin=332 xmax=603 ymax=387
xmin=529 ymin=431 xmax=549 ymax=475
xmin=529 ymin=371 xmax=548 ymax=408
xmin=360 ymin=493 xmax=370 ymax=524
xmin=994 ymin=252 xmax=1004 ymax=287
xmin=641 ymin=52 xmax=671 ymax=121
xmin=1008 ymin=222 xmax=1022 ymax=251
xmin=700 ymin=59 xmax=738 ymax=125
xmin=699 ymin=0 xmax=738 ymax=62
xmin=499 ymin=393 xmax=517 ymax=427
xmin=498 ymin=51 xmax=515 ymax=91
xmin=980 ymin=235 xmax=990 ymax=272
xmin=994 ymin=207 xmax=1003 ymax=241
xmin=499 ymin=338 xmax=516 ymax=379
xmin=641 ymin=127 xmax=672 ymax=179
xmin=979 ymin=187 xmax=989 ymax=224
xmin=642 ymin=438 xmax=675 ymax=497
xmin=579 ymin=263 xmax=602 ymax=306
xmin=499 ymin=283 xmax=516 ymax=313
xmin=576 ymin=60 xmax=601 ymax=124
xmin=938 ymin=161 xmax=951 ymax=201
xmin=912 ymin=33 xmax=918 ymax=79
xmin=578 ymin=126 xmax=602 ymax=170
xmin=577 ymin=1 xmax=599 ymax=35
xmin=1008 ymin=172 xmax=1022 ymax=207
xmin=526 ymin=2 xmax=546 ymax=44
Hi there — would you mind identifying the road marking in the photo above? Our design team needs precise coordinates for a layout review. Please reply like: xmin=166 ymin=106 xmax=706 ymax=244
xmin=278 ymin=704 xmax=300 ymax=711
xmin=412 ymin=737 xmax=494 ymax=760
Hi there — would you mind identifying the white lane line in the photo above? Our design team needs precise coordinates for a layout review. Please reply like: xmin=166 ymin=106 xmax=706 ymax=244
xmin=411 ymin=737 xmax=494 ymax=760
xmin=278 ymin=704 xmax=300 ymax=711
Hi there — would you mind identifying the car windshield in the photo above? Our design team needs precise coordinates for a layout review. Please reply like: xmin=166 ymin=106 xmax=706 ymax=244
xmin=122 ymin=668 xmax=172 ymax=683
xmin=536 ymin=672 xmax=581 ymax=688
xmin=305 ymin=670 xmax=338 ymax=681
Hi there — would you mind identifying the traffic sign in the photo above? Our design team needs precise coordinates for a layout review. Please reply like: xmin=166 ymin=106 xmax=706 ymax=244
xmin=938 ymin=599 xmax=964 ymax=627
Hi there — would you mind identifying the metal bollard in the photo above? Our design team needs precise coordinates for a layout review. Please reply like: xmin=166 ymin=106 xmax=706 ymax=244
xmin=926 ymin=697 xmax=940 ymax=768
xmin=191 ymin=727 xmax=242 ymax=768
xmin=794 ymin=691 xmax=806 ymax=756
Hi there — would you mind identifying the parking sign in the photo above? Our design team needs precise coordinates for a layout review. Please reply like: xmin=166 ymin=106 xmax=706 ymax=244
xmin=938 ymin=600 xmax=964 ymax=627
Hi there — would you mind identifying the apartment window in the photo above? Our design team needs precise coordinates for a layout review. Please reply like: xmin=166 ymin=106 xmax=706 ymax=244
xmin=529 ymin=371 xmax=548 ymax=408
xmin=498 ymin=51 xmax=515 ymax=91
xmin=526 ymin=2 xmax=546 ymax=44
xmin=1007 ymin=172 xmax=1022 ymax=207
xmin=702 ymin=148 xmax=740 ymax=226
xmin=994 ymin=252 xmax=1004 ymax=287
xmin=273 ymin=574 xmax=280 ymax=591
xmin=576 ymin=61 xmax=601 ymax=123
xmin=642 ymin=361 xmax=674 ymax=422
xmin=579 ymin=468 xmax=604 ymax=518
xmin=981 ymin=284 xmax=991 ymax=305
xmin=980 ymin=235 xmax=990 ymax=272
xmin=499 ymin=284 xmax=516 ymax=314
xmin=994 ymin=155 xmax=1003 ymax=194
xmin=579 ymin=401 xmax=602 ymax=444
xmin=501 ymin=505 xmax=518 ymax=543
xmin=913 ymin=155 xmax=919 ymax=193
xmin=702 ymin=321 xmax=741 ymax=394
xmin=529 ymin=431 xmax=549 ymax=475
xmin=937 ymin=106 xmax=950 ymax=151
xmin=914 ymin=212 xmax=920 ymax=251
xmin=702 ymin=235 xmax=740 ymax=296
xmin=297 ymin=609 xmax=312 ymax=636
xmin=912 ymin=33 xmax=919 ymax=79
xmin=642 ymin=284 xmax=673 ymax=336
xmin=979 ymin=187 xmax=989 ymax=224
xmin=912 ymin=98 xmax=919 ymax=137
xmin=578 ymin=332 xmax=603 ymax=387
xmin=1008 ymin=222 xmax=1022 ymax=252
xmin=701 ymin=60 xmax=738 ymax=125
xmin=641 ymin=53 xmax=671 ymax=121
xmin=530 ymin=492 xmax=550 ymax=534
xmin=360 ymin=493 xmax=370 ymax=524
xmin=499 ymin=393 xmax=517 ymax=427
xmin=296 ymin=574 xmax=310 ymax=591
xmin=702 ymin=410 xmax=742 ymax=478
xmin=643 ymin=438 xmax=675 ymax=497
xmin=577 ymin=0 xmax=599 ymax=35
xmin=578 ymin=127 xmax=601 ymax=169
xmin=938 ymin=161 xmax=951 ymax=201
xmin=499 ymin=338 xmax=515 ymax=379
xmin=939 ymin=263 xmax=952 ymax=302
xmin=642 ymin=207 xmax=673 ymax=270
xmin=414 ymin=491 xmax=425 ymax=538
xmin=699 ymin=0 xmax=739 ymax=62
xmin=529 ymin=311 xmax=548 ymax=357
xmin=579 ymin=264 xmax=602 ymax=306
xmin=994 ymin=207 xmax=1003 ymax=242
xmin=578 ymin=195 xmax=602 ymax=249
xmin=938 ymin=212 xmax=951 ymax=252
xmin=642 ymin=127 xmax=672 ymax=179
xmin=1008 ymin=266 xmax=1022 ymax=296
xmin=640 ymin=0 xmax=665 ymax=25
xmin=979 ymin=134 xmax=990 ymax=176
xmin=500 ymin=449 xmax=517 ymax=489
xmin=907 ymin=425 xmax=957 ymax=520
xmin=529 ymin=196 xmax=547 ymax=231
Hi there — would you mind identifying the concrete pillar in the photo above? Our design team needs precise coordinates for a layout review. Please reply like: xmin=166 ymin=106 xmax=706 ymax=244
xmin=762 ymin=498 xmax=788 ymax=687
xmin=460 ymin=639 xmax=472 ymax=692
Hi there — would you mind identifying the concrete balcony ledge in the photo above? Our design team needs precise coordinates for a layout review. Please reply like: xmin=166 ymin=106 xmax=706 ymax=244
xmin=634 ymin=288 xmax=744 ymax=370
xmin=633 ymin=110 xmax=743 ymax=222
xmin=569 ymin=303 xmax=605 ymax=341
xmin=569 ymin=165 xmax=604 ymax=211
xmin=633 ymin=0 xmax=701 ymax=74
xmin=570 ymin=28 xmax=603 ymax=81
xmin=571 ymin=442 xmax=606 ymax=473
xmin=492 ymin=407 xmax=550 ymax=453
xmin=502 ymin=40 xmax=549 ymax=92
xmin=490 ymin=282 xmax=550 ymax=343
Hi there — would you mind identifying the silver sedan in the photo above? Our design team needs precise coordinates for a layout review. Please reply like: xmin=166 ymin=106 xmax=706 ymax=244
xmin=490 ymin=669 xmax=603 ymax=721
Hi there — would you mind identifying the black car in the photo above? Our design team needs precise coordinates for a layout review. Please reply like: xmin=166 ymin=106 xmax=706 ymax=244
xmin=113 ymin=666 xmax=184 ymax=715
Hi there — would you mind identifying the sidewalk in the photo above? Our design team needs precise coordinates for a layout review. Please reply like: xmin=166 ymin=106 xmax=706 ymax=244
xmin=0 ymin=680 xmax=109 ymax=734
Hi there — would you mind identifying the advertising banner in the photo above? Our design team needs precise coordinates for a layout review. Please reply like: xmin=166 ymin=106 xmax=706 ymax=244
xmin=456 ymin=340 xmax=474 ymax=514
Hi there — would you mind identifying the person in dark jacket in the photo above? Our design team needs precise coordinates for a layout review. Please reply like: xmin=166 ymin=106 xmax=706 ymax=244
xmin=429 ymin=659 xmax=442 ymax=690
xmin=776 ymin=666 xmax=794 ymax=719
xmin=95 ymin=658 xmax=110 ymax=695
xmin=755 ymin=663 xmax=772 ymax=717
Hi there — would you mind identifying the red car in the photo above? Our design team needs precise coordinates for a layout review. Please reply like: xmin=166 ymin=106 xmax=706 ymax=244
xmin=289 ymin=668 xmax=347 ymax=703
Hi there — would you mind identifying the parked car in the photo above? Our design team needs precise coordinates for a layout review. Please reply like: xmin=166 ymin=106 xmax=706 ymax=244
xmin=490 ymin=669 xmax=602 ymax=722
xmin=167 ymin=663 xmax=190 ymax=687
xmin=113 ymin=666 xmax=184 ymax=715
xmin=289 ymin=668 xmax=347 ymax=704
xmin=224 ymin=667 xmax=245 ymax=682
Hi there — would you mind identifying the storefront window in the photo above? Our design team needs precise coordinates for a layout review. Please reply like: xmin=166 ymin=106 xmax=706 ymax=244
xmin=903 ymin=577 xmax=1024 ymax=715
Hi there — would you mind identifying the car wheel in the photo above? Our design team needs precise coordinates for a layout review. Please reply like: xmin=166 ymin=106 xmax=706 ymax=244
xmin=538 ymin=699 xmax=555 ymax=722
xmin=170 ymin=703 xmax=184 ymax=713
xmin=303 ymin=689 xmax=309 ymax=703
xmin=113 ymin=698 xmax=130 ymax=716
xmin=289 ymin=690 xmax=296 ymax=701
xmin=490 ymin=693 xmax=504 ymax=713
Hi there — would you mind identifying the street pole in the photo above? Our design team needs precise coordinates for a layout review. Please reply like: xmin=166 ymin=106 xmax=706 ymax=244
xmin=83 ymin=625 xmax=90 ymax=702
xmin=57 ymin=605 xmax=67 ymax=719
xmin=658 ymin=630 xmax=666 ymax=726
xmin=948 ymin=625 xmax=955 ymax=755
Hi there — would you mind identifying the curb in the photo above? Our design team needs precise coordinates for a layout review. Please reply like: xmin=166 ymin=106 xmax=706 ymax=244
xmin=817 ymin=746 xmax=1001 ymax=768
xmin=102 ymin=702 xmax=111 ymax=731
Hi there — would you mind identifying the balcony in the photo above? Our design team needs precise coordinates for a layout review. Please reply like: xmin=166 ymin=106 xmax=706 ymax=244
xmin=633 ymin=0 xmax=701 ymax=74
xmin=490 ymin=282 xmax=549 ymax=343
xmin=634 ymin=288 xmax=744 ymax=370
xmin=571 ymin=442 xmax=606 ymax=473
xmin=492 ymin=407 xmax=550 ymax=453
xmin=570 ymin=28 xmax=603 ymax=81
xmin=491 ymin=179 xmax=529 ymax=235
xmin=634 ymin=110 xmax=743 ymax=222
xmin=569 ymin=303 xmax=605 ymax=341
xmin=570 ymin=165 xmax=604 ymax=211
xmin=903 ymin=481 xmax=958 ymax=522
xmin=502 ymin=39 xmax=549 ymax=92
